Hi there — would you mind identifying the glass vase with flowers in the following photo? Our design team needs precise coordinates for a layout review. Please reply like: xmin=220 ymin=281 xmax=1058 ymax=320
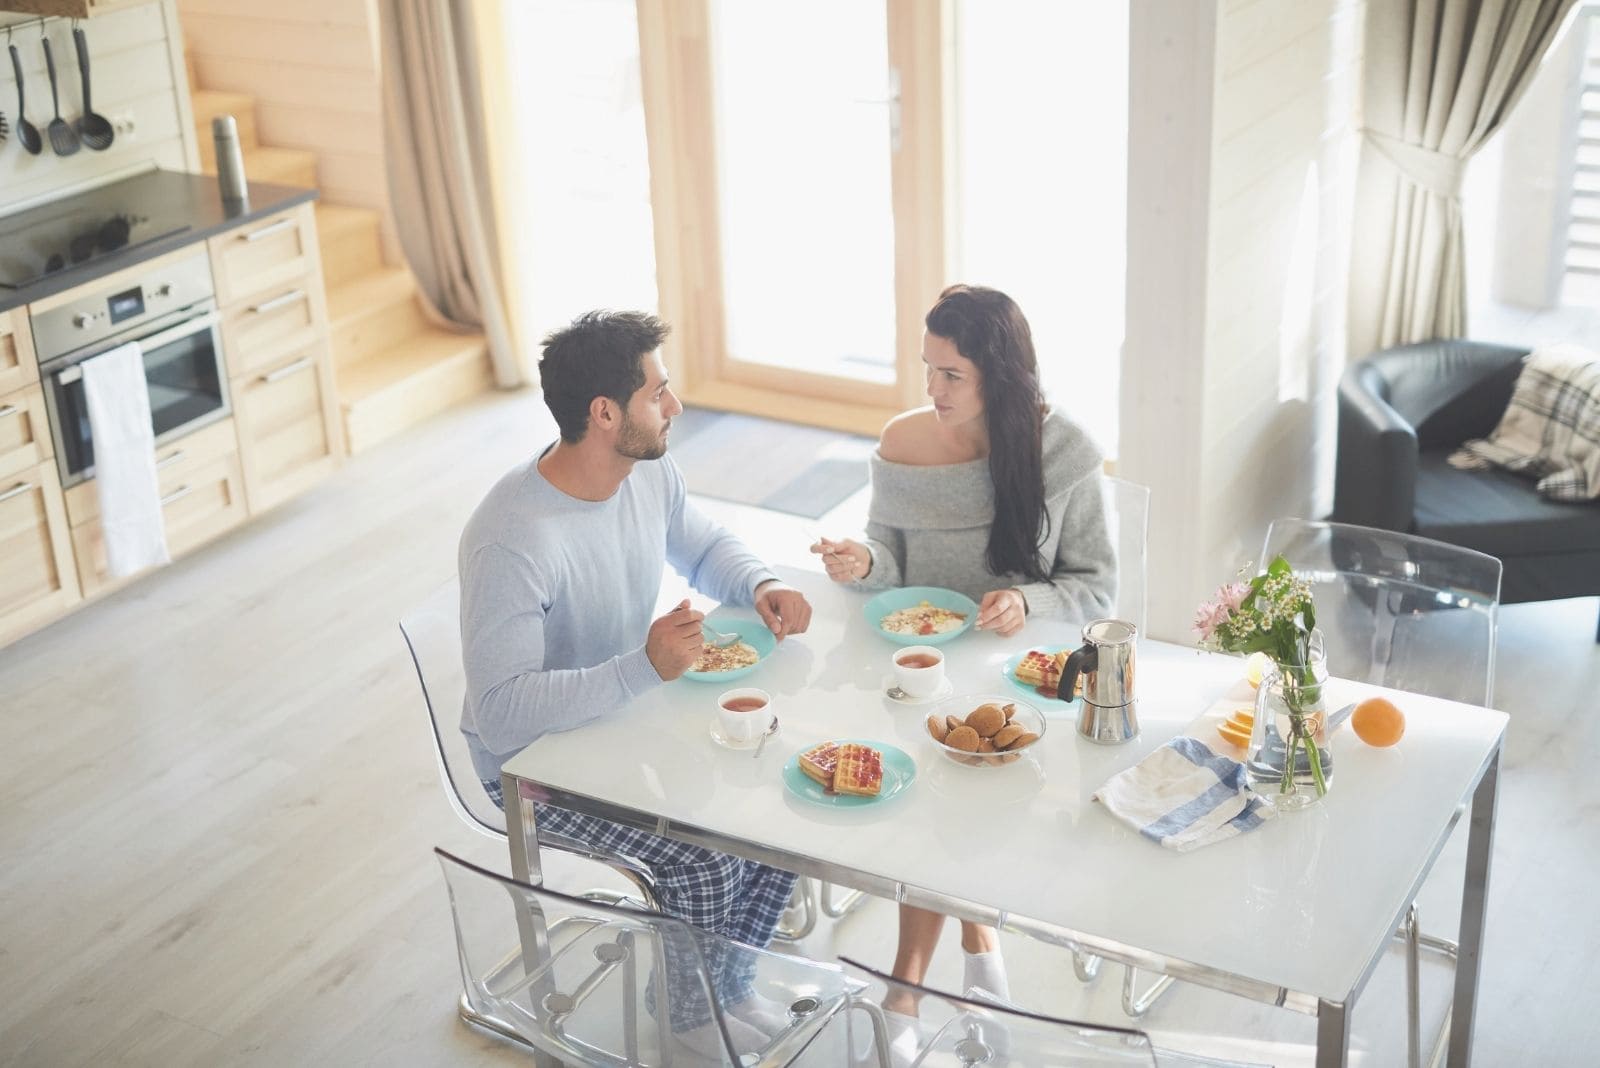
xmin=1194 ymin=556 xmax=1330 ymax=809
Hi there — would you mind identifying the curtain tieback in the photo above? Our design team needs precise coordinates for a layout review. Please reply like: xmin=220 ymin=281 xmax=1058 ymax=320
xmin=1361 ymin=129 xmax=1467 ymax=200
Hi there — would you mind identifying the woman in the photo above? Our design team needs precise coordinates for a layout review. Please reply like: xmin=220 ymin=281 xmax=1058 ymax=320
xmin=812 ymin=283 xmax=1115 ymax=1004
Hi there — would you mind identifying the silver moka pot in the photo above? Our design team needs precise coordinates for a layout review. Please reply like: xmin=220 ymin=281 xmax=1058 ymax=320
xmin=1059 ymin=618 xmax=1139 ymax=744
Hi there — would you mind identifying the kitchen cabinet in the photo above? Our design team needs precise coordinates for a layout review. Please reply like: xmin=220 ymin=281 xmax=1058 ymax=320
xmin=0 ymin=1 xmax=152 ymax=20
xmin=0 ymin=309 xmax=38 ymax=396
xmin=208 ymin=205 xmax=321 ymax=308
xmin=0 ymin=384 xmax=52 ymax=482
xmin=0 ymin=459 xmax=79 ymax=648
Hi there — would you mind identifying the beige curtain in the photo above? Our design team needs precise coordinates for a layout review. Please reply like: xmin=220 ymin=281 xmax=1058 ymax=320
xmin=1352 ymin=0 xmax=1578 ymax=354
xmin=379 ymin=0 xmax=521 ymax=387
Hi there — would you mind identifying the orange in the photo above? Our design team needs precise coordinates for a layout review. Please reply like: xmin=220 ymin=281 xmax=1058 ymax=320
xmin=1216 ymin=721 xmax=1252 ymax=748
xmin=1227 ymin=709 xmax=1255 ymax=731
xmin=1351 ymin=696 xmax=1406 ymax=747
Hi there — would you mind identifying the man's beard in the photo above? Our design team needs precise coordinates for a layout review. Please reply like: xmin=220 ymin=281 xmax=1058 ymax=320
xmin=616 ymin=413 xmax=668 ymax=461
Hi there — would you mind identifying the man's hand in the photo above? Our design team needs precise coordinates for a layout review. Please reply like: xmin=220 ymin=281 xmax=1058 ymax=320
xmin=646 ymin=599 xmax=705 ymax=681
xmin=809 ymin=537 xmax=871 ymax=583
xmin=976 ymin=588 xmax=1027 ymax=637
xmin=754 ymin=580 xmax=812 ymax=639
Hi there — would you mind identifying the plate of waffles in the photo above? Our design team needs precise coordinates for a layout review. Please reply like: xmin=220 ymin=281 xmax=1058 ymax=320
xmin=1001 ymin=647 xmax=1083 ymax=704
xmin=781 ymin=739 xmax=916 ymax=808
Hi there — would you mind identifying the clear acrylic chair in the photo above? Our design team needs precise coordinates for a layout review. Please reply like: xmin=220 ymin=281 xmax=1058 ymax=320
xmin=437 ymin=847 xmax=853 ymax=1067
xmin=1103 ymin=474 xmax=1151 ymax=634
xmin=841 ymin=957 xmax=1160 ymax=1067
xmin=402 ymin=580 xmax=668 ymax=1044
xmin=1261 ymin=518 xmax=1501 ymax=1068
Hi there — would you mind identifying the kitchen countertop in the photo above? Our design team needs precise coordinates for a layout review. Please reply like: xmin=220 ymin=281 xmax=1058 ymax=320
xmin=0 ymin=169 xmax=319 ymax=315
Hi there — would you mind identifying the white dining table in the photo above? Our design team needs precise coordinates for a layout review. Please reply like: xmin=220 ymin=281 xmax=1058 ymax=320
xmin=501 ymin=566 xmax=1506 ymax=1067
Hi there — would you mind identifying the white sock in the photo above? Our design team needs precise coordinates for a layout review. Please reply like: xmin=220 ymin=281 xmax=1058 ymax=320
xmin=726 ymin=990 xmax=790 ymax=1037
xmin=962 ymin=948 xmax=1010 ymax=1003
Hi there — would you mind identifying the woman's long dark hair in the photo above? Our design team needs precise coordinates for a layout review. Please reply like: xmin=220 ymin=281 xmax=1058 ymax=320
xmin=925 ymin=285 xmax=1050 ymax=583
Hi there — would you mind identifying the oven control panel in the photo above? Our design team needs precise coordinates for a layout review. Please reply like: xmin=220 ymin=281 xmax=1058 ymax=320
xmin=30 ymin=250 xmax=216 ymax=364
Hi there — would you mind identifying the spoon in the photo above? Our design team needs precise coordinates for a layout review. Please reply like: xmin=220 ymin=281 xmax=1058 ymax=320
xmin=9 ymin=44 xmax=41 ymax=156
xmin=702 ymin=623 xmax=740 ymax=648
xmin=72 ymin=28 xmax=113 ymax=151
xmin=42 ymin=38 xmax=79 ymax=157
xmin=753 ymin=715 xmax=779 ymax=758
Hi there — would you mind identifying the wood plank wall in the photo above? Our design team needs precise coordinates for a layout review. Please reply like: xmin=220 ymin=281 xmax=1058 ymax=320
xmin=0 ymin=1 xmax=195 ymax=215
xmin=1196 ymin=0 xmax=1364 ymax=577
xmin=174 ymin=0 xmax=385 ymax=214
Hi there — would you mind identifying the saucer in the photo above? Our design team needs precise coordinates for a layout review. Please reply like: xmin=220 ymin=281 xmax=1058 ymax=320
xmin=882 ymin=675 xmax=954 ymax=706
xmin=710 ymin=718 xmax=775 ymax=750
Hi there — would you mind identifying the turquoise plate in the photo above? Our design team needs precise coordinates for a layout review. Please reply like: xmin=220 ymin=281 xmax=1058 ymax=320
xmin=862 ymin=587 xmax=979 ymax=646
xmin=1000 ymin=646 xmax=1081 ymax=702
xmin=781 ymin=740 xmax=917 ymax=808
xmin=681 ymin=617 xmax=777 ymax=683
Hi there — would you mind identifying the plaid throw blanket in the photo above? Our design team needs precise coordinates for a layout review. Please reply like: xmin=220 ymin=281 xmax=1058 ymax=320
xmin=1448 ymin=344 xmax=1600 ymax=502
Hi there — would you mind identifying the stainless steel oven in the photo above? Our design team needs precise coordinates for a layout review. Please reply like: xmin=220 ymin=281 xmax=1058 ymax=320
xmin=34 ymin=251 xmax=229 ymax=489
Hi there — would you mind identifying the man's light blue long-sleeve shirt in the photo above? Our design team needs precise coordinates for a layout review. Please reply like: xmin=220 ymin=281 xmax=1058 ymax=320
xmin=460 ymin=448 xmax=776 ymax=782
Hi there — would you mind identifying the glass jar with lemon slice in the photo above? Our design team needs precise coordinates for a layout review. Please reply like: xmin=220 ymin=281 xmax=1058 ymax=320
xmin=1244 ymin=630 xmax=1332 ymax=809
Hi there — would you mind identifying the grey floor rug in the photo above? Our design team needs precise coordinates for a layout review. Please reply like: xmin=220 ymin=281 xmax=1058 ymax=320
xmin=670 ymin=407 xmax=874 ymax=519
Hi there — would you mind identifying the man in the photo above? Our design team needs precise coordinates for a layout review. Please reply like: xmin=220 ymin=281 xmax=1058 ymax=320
xmin=459 ymin=309 xmax=811 ymax=1053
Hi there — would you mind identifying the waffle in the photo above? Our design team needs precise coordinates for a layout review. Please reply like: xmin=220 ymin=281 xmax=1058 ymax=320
xmin=798 ymin=742 xmax=841 ymax=787
xmin=1014 ymin=650 xmax=1061 ymax=688
xmin=832 ymin=743 xmax=884 ymax=797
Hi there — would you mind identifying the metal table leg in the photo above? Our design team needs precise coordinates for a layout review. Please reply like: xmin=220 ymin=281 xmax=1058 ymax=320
xmin=1316 ymin=998 xmax=1351 ymax=1068
xmin=1447 ymin=748 xmax=1500 ymax=1068
xmin=503 ymin=772 xmax=563 ymax=1068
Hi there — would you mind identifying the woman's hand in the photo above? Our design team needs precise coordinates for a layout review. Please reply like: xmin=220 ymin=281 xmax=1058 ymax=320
xmin=810 ymin=537 xmax=872 ymax=583
xmin=976 ymin=588 xmax=1027 ymax=637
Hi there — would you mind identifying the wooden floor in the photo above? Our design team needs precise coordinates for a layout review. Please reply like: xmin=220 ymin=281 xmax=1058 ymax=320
xmin=1 ymin=389 xmax=1596 ymax=1066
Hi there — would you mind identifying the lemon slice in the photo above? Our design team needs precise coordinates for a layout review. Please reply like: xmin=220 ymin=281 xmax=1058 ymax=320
xmin=1216 ymin=722 xmax=1251 ymax=748
xmin=1245 ymin=652 xmax=1272 ymax=689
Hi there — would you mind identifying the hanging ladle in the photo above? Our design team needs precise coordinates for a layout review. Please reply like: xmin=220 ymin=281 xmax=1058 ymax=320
xmin=72 ymin=26 xmax=112 ymax=151
xmin=9 ymin=42 xmax=42 ymax=155
xmin=42 ymin=36 xmax=80 ymax=156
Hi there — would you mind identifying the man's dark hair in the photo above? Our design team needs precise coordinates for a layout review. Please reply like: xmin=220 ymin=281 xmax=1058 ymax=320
xmin=539 ymin=310 xmax=671 ymax=443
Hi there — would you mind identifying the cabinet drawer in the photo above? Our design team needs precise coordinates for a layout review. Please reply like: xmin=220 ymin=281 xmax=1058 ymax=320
xmin=0 ymin=384 xmax=52 ymax=481
xmin=208 ymin=205 xmax=320 ymax=308
xmin=63 ymin=418 xmax=238 ymax=528
xmin=0 ymin=460 xmax=80 ymax=647
xmin=233 ymin=343 xmax=340 ymax=512
xmin=0 ymin=310 xmax=39 ymax=396
xmin=218 ymin=272 xmax=328 ymax=381
xmin=72 ymin=451 xmax=248 ymax=598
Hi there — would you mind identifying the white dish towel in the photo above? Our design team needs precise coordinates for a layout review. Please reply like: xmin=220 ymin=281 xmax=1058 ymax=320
xmin=81 ymin=341 xmax=171 ymax=577
xmin=1094 ymin=736 xmax=1276 ymax=852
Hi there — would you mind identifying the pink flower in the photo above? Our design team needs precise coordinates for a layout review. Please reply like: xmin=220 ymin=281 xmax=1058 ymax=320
xmin=1220 ymin=581 xmax=1250 ymax=613
xmin=1192 ymin=600 xmax=1229 ymax=641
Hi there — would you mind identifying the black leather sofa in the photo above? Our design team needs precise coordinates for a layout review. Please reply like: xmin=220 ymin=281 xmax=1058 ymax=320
xmin=1333 ymin=338 xmax=1600 ymax=641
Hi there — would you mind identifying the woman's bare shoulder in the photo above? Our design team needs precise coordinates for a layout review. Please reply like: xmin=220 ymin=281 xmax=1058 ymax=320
xmin=878 ymin=407 xmax=939 ymax=463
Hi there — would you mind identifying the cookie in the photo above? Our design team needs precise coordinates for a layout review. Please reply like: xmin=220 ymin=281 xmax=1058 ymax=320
xmin=977 ymin=737 xmax=996 ymax=753
xmin=945 ymin=725 xmax=981 ymax=752
xmin=946 ymin=714 xmax=963 ymax=734
xmin=927 ymin=715 xmax=949 ymax=743
xmin=1002 ymin=730 xmax=1039 ymax=751
xmin=965 ymin=703 xmax=1006 ymax=738
xmin=1003 ymin=703 xmax=1016 ymax=722
xmin=992 ymin=723 xmax=1026 ymax=749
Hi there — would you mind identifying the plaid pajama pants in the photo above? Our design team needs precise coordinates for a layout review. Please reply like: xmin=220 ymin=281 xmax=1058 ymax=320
xmin=483 ymin=778 xmax=798 ymax=1030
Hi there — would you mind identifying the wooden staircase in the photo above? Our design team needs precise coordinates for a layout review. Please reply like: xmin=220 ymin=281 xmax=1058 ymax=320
xmin=187 ymin=63 xmax=493 ymax=455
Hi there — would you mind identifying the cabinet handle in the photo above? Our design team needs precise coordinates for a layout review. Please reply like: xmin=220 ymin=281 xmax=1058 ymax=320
xmin=160 ymin=484 xmax=194 ymax=506
xmin=261 ymin=356 xmax=315 ymax=384
xmin=240 ymin=217 xmax=297 ymax=243
xmin=0 ymin=404 xmax=17 ymax=419
xmin=0 ymin=481 xmax=33 ymax=503
xmin=249 ymin=289 xmax=307 ymax=315
xmin=156 ymin=450 xmax=186 ymax=470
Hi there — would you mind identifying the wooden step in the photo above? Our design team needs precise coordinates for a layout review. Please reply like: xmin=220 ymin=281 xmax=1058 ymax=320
xmin=185 ymin=51 xmax=199 ymax=95
xmin=327 ymin=267 xmax=426 ymax=366
xmin=205 ymin=145 xmax=318 ymax=190
xmin=337 ymin=329 xmax=492 ymax=454
xmin=315 ymin=203 xmax=385 ymax=289
xmin=191 ymin=88 xmax=259 ymax=171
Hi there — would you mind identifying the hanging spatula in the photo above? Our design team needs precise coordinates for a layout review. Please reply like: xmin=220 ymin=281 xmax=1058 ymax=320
xmin=42 ymin=37 xmax=79 ymax=157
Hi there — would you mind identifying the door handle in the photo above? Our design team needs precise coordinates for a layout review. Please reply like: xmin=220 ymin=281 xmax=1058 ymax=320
xmin=156 ymin=449 xmax=186 ymax=470
xmin=0 ymin=481 xmax=33 ymax=503
xmin=159 ymin=484 xmax=194 ymax=506
xmin=249 ymin=289 xmax=307 ymax=315
xmin=261 ymin=356 xmax=315 ymax=383
xmin=0 ymin=404 xmax=17 ymax=419
xmin=240 ymin=217 xmax=296 ymax=243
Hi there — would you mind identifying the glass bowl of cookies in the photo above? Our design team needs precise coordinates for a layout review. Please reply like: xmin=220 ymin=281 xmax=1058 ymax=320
xmin=924 ymin=693 xmax=1046 ymax=767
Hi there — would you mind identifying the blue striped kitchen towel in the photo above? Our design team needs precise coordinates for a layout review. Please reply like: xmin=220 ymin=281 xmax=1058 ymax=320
xmin=1093 ymin=736 xmax=1276 ymax=852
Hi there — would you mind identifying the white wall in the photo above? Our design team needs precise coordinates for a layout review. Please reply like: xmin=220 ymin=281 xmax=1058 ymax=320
xmin=1121 ymin=0 xmax=1364 ymax=641
xmin=0 ymin=1 xmax=196 ymax=215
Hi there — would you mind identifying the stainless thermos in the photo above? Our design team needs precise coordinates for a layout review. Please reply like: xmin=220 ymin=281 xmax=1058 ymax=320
xmin=1059 ymin=618 xmax=1140 ymax=744
xmin=212 ymin=115 xmax=249 ymax=211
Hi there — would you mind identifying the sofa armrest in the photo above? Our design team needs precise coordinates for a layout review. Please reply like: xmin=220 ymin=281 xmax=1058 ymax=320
xmin=1333 ymin=365 xmax=1419 ymax=532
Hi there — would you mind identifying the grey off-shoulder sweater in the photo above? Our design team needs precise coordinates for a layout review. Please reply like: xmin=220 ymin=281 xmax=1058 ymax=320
xmin=854 ymin=409 xmax=1116 ymax=622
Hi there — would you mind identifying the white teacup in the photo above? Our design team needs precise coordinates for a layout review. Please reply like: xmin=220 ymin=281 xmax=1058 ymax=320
xmin=716 ymin=687 xmax=775 ymax=745
xmin=892 ymin=645 xmax=946 ymax=698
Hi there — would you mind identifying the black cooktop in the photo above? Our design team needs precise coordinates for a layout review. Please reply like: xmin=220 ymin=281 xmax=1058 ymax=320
xmin=0 ymin=193 xmax=192 ymax=289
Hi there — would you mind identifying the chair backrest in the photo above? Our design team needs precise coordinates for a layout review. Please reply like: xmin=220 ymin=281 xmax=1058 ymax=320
xmin=839 ymin=957 xmax=1157 ymax=1067
xmin=1259 ymin=518 xmax=1502 ymax=706
xmin=436 ymin=848 xmax=847 ymax=1066
xmin=400 ymin=579 xmax=506 ymax=838
xmin=1102 ymin=474 xmax=1150 ymax=635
